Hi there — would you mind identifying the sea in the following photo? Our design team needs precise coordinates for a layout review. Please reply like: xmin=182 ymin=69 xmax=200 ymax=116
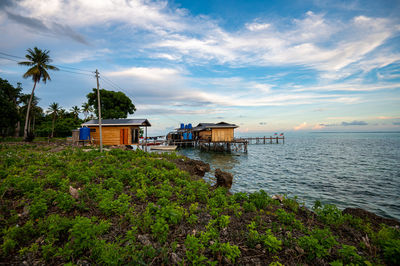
xmin=177 ymin=132 xmax=400 ymax=221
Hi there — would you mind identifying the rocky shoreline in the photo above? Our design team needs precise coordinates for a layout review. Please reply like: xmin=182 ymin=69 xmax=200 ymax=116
xmin=1 ymin=143 xmax=399 ymax=265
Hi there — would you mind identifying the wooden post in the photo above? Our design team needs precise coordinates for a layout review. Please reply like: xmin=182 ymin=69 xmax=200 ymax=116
xmin=276 ymin=137 xmax=278 ymax=144
xmin=270 ymin=137 xmax=272 ymax=144
xmin=95 ymin=69 xmax=103 ymax=152
xmin=145 ymin=126 xmax=147 ymax=152
xmin=264 ymin=136 xmax=266 ymax=144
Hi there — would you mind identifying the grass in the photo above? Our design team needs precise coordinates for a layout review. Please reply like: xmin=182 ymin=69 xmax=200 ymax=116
xmin=0 ymin=143 xmax=399 ymax=265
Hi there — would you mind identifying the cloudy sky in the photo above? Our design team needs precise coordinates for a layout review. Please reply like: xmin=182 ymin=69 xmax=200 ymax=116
xmin=1 ymin=0 xmax=400 ymax=135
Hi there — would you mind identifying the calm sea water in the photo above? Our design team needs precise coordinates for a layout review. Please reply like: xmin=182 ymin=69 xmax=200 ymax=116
xmin=178 ymin=132 xmax=400 ymax=221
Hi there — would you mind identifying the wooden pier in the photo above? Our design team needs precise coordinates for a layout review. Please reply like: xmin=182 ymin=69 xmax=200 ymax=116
xmin=145 ymin=135 xmax=284 ymax=153
xmin=238 ymin=136 xmax=285 ymax=145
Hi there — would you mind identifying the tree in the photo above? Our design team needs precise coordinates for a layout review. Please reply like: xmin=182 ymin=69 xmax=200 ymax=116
xmin=18 ymin=47 xmax=59 ymax=140
xmin=19 ymin=93 xmax=41 ymax=135
xmin=0 ymin=78 xmax=21 ymax=136
xmin=47 ymin=102 xmax=61 ymax=138
xmin=70 ymin=105 xmax=80 ymax=118
xmin=81 ymin=102 xmax=93 ymax=121
xmin=86 ymin=89 xmax=136 ymax=119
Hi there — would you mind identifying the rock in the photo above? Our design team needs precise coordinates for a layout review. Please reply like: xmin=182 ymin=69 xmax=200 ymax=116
xmin=69 ymin=186 xmax=80 ymax=199
xmin=77 ymin=260 xmax=90 ymax=266
xmin=137 ymin=234 xmax=152 ymax=246
xmin=272 ymin=195 xmax=284 ymax=203
xmin=343 ymin=208 xmax=400 ymax=228
xmin=171 ymin=252 xmax=181 ymax=264
xmin=214 ymin=169 xmax=233 ymax=189
xmin=173 ymin=157 xmax=210 ymax=177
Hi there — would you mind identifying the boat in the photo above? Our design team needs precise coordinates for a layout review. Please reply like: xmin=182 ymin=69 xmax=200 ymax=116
xmin=150 ymin=145 xmax=177 ymax=151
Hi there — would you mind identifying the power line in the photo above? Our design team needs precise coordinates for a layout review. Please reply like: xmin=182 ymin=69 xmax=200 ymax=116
xmin=0 ymin=56 xmax=19 ymax=62
xmin=0 ymin=50 xmax=94 ymax=75
xmin=54 ymin=65 xmax=94 ymax=73
xmin=100 ymin=75 xmax=180 ymax=123
xmin=0 ymin=52 xmax=24 ymax=59
xmin=58 ymin=69 xmax=93 ymax=76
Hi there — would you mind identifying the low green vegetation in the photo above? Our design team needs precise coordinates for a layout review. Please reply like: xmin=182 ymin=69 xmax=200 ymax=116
xmin=0 ymin=144 xmax=399 ymax=265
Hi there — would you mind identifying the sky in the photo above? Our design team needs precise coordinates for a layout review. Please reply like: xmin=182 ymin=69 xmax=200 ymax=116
xmin=0 ymin=0 xmax=400 ymax=135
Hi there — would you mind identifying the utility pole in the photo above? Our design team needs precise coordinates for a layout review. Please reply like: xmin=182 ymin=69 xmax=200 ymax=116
xmin=95 ymin=69 xmax=103 ymax=152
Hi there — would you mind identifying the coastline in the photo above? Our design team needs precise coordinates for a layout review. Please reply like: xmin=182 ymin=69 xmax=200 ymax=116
xmin=0 ymin=143 xmax=399 ymax=265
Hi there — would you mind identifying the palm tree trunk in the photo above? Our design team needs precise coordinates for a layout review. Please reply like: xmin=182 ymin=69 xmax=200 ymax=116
xmin=15 ymin=121 xmax=20 ymax=137
xmin=24 ymin=81 xmax=37 ymax=140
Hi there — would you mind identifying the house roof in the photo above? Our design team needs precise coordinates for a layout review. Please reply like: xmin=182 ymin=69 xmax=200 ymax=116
xmin=82 ymin=119 xmax=151 ymax=127
xmin=192 ymin=122 xmax=238 ymax=131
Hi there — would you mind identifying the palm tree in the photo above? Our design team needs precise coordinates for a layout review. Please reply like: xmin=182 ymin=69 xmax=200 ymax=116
xmin=47 ymin=102 xmax=61 ymax=138
xmin=81 ymin=102 xmax=93 ymax=121
xmin=70 ymin=105 xmax=80 ymax=118
xmin=18 ymin=47 xmax=59 ymax=140
xmin=20 ymin=93 xmax=40 ymax=135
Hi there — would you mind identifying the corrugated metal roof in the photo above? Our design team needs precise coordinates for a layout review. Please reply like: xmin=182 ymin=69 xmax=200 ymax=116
xmin=192 ymin=122 xmax=238 ymax=131
xmin=82 ymin=118 xmax=151 ymax=127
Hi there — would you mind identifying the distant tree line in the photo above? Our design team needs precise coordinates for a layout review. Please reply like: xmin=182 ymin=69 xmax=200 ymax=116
xmin=0 ymin=77 xmax=136 ymax=139
xmin=1 ymin=47 xmax=136 ymax=141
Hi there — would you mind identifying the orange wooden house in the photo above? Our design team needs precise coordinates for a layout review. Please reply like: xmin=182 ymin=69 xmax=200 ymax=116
xmin=81 ymin=119 xmax=151 ymax=145
xmin=192 ymin=122 xmax=238 ymax=142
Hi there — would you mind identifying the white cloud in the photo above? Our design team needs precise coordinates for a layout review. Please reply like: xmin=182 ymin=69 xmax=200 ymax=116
xmin=246 ymin=22 xmax=270 ymax=31
xmin=294 ymin=122 xmax=308 ymax=130
xmin=5 ymin=1 xmax=400 ymax=78
xmin=55 ymin=48 xmax=112 ymax=64
xmin=107 ymin=67 xmax=181 ymax=81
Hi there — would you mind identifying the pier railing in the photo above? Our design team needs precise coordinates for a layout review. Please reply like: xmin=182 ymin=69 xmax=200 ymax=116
xmin=237 ymin=136 xmax=285 ymax=145
xmin=144 ymin=135 xmax=284 ymax=153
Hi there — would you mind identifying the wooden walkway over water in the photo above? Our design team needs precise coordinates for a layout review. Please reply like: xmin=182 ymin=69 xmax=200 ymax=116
xmin=238 ymin=136 xmax=285 ymax=145
xmin=161 ymin=135 xmax=284 ymax=153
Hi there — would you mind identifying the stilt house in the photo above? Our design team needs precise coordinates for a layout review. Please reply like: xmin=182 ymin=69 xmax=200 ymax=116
xmin=192 ymin=122 xmax=238 ymax=142
xmin=81 ymin=118 xmax=151 ymax=145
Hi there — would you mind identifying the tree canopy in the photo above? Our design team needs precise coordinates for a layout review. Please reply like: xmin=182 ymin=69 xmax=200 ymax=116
xmin=86 ymin=89 xmax=136 ymax=119
xmin=0 ymin=78 xmax=21 ymax=136
xmin=18 ymin=47 xmax=58 ymax=140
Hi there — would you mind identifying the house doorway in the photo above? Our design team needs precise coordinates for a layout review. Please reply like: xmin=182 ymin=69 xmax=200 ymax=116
xmin=120 ymin=129 xmax=129 ymax=145
xmin=131 ymin=128 xmax=139 ymax=144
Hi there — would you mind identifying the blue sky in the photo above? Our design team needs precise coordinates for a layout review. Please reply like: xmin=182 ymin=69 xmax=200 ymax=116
xmin=0 ymin=0 xmax=400 ymax=135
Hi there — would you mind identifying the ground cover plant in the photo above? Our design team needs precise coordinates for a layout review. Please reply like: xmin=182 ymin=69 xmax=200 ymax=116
xmin=1 ymin=143 xmax=399 ymax=265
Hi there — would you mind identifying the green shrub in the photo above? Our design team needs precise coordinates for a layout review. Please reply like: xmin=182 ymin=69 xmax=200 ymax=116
xmin=246 ymin=222 xmax=282 ymax=253
xmin=338 ymin=244 xmax=362 ymax=264
xmin=283 ymin=196 xmax=300 ymax=213
xmin=54 ymin=192 xmax=75 ymax=212
xmin=276 ymin=209 xmax=303 ymax=230
xmin=210 ymin=241 xmax=241 ymax=263
xmin=298 ymin=228 xmax=338 ymax=260
xmin=375 ymin=226 xmax=400 ymax=265
xmin=187 ymin=214 xmax=199 ymax=225
xmin=185 ymin=235 xmax=207 ymax=264
xmin=66 ymin=216 xmax=110 ymax=256
xmin=1 ymin=220 xmax=37 ymax=255
xmin=151 ymin=218 xmax=169 ymax=243
xmin=243 ymin=201 xmax=257 ymax=212
xmin=29 ymin=198 xmax=48 ymax=219
xmin=248 ymin=190 xmax=272 ymax=210
xmin=313 ymin=202 xmax=347 ymax=226
xmin=159 ymin=204 xmax=184 ymax=225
